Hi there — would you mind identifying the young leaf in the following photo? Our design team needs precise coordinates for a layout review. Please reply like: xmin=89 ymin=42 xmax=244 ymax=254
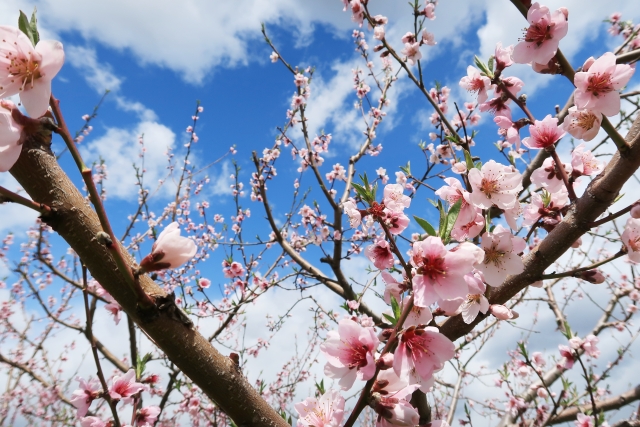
xmin=437 ymin=200 xmax=446 ymax=238
xmin=383 ymin=313 xmax=397 ymax=326
xmin=413 ymin=215 xmax=437 ymax=236
xmin=390 ymin=295 xmax=401 ymax=320
xmin=487 ymin=55 xmax=495 ymax=73
xmin=29 ymin=8 xmax=40 ymax=46
xmin=442 ymin=199 xmax=462 ymax=244
xmin=18 ymin=11 xmax=36 ymax=47
xmin=463 ymin=149 xmax=474 ymax=171
xmin=399 ymin=161 xmax=411 ymax=176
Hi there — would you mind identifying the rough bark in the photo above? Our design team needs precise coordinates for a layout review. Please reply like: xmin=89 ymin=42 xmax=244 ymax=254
xmin=10 ymin=128 xmax=288 ymax=427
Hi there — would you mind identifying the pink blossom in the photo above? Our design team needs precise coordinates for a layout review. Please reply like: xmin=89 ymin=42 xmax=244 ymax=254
xmin=109 ymin=369 xmax=146 ymax=400
xmin=198 ymin=278 xmax=211 ymax=289
xmin=139 ymin=222 xmax=197 ymax=273
xmin=495 ymin=76 xmax=524 ymax=98
xmin=571 ymin=143 xmax=603 ymax=177
xmin=374 ymin=26 xmax=386 ymax=40
xmin=489 ymin=304 xmax=519 ymax=320
xmin=632 ymin=204 xmax=640 ymax=219
xmin=404 ymin=304 xmax=433 ymax=328
xmin=381 ymin=271 xmax=406 ymax=305
xmin=411 ymin=237 xmax=484 ymax=307
xmin=321 ymin=318 xmax=379 ymax=390
xmin=136 ymin=406 xmax=161 ymax=427
xmin=451 ymin=213 xmax=485 ymax=241
xmin=422 ymin=30 xmax=436 ymax=46
xmin=365 ymin=238 xmax=395 ymax=270
xmin=477 ymin=226 xmax=525 ymax=286
xmin=401 ymin=42 xmax=421 ymax=65
xmin=343 ymin=200 xmax=362 ymax=228
xmin=562 ymin=107 xmax=602 ymax=141
xmin=575 ymin=413 xmax=594 ymax=427
xmin=522 ymin=189 xmax=568 ymax=228
xmin=71 ymin=376 xmax=102 ymax=417
xmin=582 ymin=334 xmax=600 ymax=358
xmin=622 ymin=218 xmax=640 ymax=263
xmin=532 ymin=351 xmax=546 ymax=367
xmin=460 ymin=293 xmax=489 ymax=324
xmin=372 ymin=369 xmax=420 ymax=427
xmin=0 ymin=100 xmax=24 ymax=172
xmin=384 ymin=209 xmax=410 ymax=235
xmin=460 ymin=66 xmax=491 ymax=104
xmin=577 ymin=269 xmax=605 ymax=284
xmin=394 ymin=325 xmax=455 ymax=382
xmin=531 ymin=157 xmax=573 ymax=193
xmin=451 ymin=162 xmax=467 ymax=174
xmin=270 ymin=51 xmax=279 ymax=62
xmin=468 ymin=160 xmax=523 ymax=210
xmin=495 ymin=42 xmax=514 ymax=71
xmin=495 ymin=115 xmax=521 ymax=149
xmin=574 ymin=52 xmax=635 ymax=116
xmin=295 ymin=389 xmax=345 ymax=427
xmin=435 ymin=178 xmax=477 ymax=224
xmin=383 ymin=183 xmax=411 ymax=212
xmin=347 ymin=300 xmax=360 ymax=310
xmin=512 ymin=3 xmax=568 ymax=66
xmin=223 ymin=260 xmax=245 ymax=278
xmin=437 ymin=297 xmax=465 ymax=316
xmin=423 ymin=3 xmax=436 ymax=19
xmin=80 ymin=417 xmax=107 ymax=427
xmin=522 ymin=115 xmax=566 ymax=149
xmin=104 ymin=293 xmax=123 ymax=325
xmin=558 ymin=345 xmax=576 ymax=369
xmin=0 ymin=26 xmax=65 ymax=117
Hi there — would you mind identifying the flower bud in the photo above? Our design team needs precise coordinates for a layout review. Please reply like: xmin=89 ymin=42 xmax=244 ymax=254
xmin=631 ymin=203 xmax=640 ymax=219
xmin=577 ymin=269 xmax=605 ymax=284
xmin=489 ymin=304 xmax=517 ymax=320
xmin=139 ymin=222 xmax=197 ymax=273
xmin=376 ymin=353 xmax=394 ymax=370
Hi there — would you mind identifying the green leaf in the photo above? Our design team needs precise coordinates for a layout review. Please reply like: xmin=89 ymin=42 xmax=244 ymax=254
xmin=315 ymin=379 xmax=325 ymax=395
xmin=473 ymin=55 xmax=490 ymax=75
xmin=474 ymin=161 xmax=482 ymax=169
xmin=437 ymin=200 xmax=446 ymax=238
xmin=463 ymin=149 xmax=474 ymax=171
xmin=383 ymin=313 xmax=397 ymax=326
xmin=399 ymin=161 xmax=411 ymax=176
xmin=18 ymin=11 xmax=36 ymax=46
xmin=390 ymin=295 xmax=401 ymax=320
xmin=442 ymin=199 xmax=462 ymax=244
xmin=487 ymin=55 xmax=495 ymax=73
xmin=413 ymin=215 xmax=437 ymax=236
xmin=29 ymin=8 xmax=40 ymax=46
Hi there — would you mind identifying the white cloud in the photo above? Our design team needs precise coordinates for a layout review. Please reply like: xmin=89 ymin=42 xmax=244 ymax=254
xmin=0 ymin=175 xmax=39 ymax=236
xmin=66 ymin=45 xmax=122 ymax=93
xmin=80 ymin=120 xmax=175 ymax=199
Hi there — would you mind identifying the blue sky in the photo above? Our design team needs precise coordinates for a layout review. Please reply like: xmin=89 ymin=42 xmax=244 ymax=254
xmin=1 ymin=0 xmax=640 ymax=423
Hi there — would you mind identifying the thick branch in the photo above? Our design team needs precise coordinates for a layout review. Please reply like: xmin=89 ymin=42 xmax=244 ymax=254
xmin=548 ymin=385 xmax=640 ymax=425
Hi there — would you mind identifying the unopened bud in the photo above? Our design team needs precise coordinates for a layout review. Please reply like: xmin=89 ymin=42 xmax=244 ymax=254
xmin=378 ymin=328 xmax=393 ymax=342
xmin=577 ymin=269 xmax=605 ymax=284
xmin=489 ymin=304 xmax=517 ymax=320
xmin=630 ymin=203 xmax=640 ymax=219
xmin=376 ymin=353 xmax=394 ymax=370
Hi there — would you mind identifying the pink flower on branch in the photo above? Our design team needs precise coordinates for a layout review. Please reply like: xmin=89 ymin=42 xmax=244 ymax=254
xmin=0 ymin=100 xmax=24 ymax=172
xmin=522 ymin=115 xmax=566 ymax=149
xmin=561 ymin=107 xmax=602 ymax=141
xmin=459 ymin=66 xmax=491 ymax=103
xmin=411 ymin=237 xmax=483 ymax=307
xmin=70 ymin=376 xmax=102 ymax=417
xmin=571 ymin=143 xmax=603 ymax=177
xmin=0 ymin=26 xmax=65 ymax=118
xmin=295 ymin=389 xmax=345 ymax=427
xmin=372 ymin=369 xmax=420 ymax=427
xmin=574 ymin=52 xmax=635 ymax=117
xmin=139 ymin=222 xmax=197 ymax=273
xmin=468 ymin=160 xmax=522 ymax=210
xmin=365 ymin=238 xmax=395 ymax=270
xmin=136 ymin=406 xmax=161 ymax=427
xmin=477 ymin=226 xmax=525 ymax=287
xmin=321 ymin=318 xmax=379 ymax=390
xmin=394 ymin=325 xmax=455 ymax=383
xmin=512 ymin=3 xmax=568 ymax=66
xmin=108 ymin=369 xmax=146 ymax=401
xmin=622 ymin=218 xmax=640 ymax=263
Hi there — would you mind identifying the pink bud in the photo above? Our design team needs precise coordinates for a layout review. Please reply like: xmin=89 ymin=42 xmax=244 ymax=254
xmin=631 ymin=203 xmax=640 ymax=219
xmin=489 ymin=304 xmax=517 ymax=320
xmin=558 ymin=7 xmax=569 ymax=20
xmin=139 ymin=222 xmax=197 ymax=273
xmin=577 ymin=269 xmax=605 ymax=284
xmin=376 ymin=353 xmax=394 ymax=370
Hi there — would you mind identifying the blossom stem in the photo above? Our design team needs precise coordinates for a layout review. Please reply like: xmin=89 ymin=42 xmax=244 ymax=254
xmin=588 ymin=203 xmax=636 ymax=227
xmin=540 ymin=251 xmax=624 ymax=280
xmin=547 ymin=148 xmax=577 ymax=202
xmin=601 ymin=116 xmax=630 ymax=154
xmin=82 ymin=265 xmax=122 ymax=427
xmin=49 ymin=95 xmax=155 ymax=309
xmin=496 ymin=79 xmax=535 ymax=123
xmin=0 ymin=185 xmax=51 ymax=215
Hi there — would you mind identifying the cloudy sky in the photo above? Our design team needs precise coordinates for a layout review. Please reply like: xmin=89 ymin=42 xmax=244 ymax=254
xmin=1 ymin=0 xmax=640 ymax=424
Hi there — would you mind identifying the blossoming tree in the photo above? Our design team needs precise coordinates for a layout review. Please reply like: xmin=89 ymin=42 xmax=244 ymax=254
xmin=1 ymin=2 xmax=640 ymax=427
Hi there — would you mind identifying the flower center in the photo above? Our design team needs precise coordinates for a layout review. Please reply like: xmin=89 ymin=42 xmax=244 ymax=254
xmin=5 ymin=50 xmax=41 ymax=91
xmin=416 ymin=255 xmax=446 ymax=280
xmin=576 ymin=111 xmax=597 ymax=131
xmin=524 ymin=21 xmax=554 ymax=46
xmin=586 ymin=73 xmax=613 ymax=97
xmin=484 ymin=247 xmax=505 ymax=266
xmin=480 ymin=178 xmax=499 ymax=198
